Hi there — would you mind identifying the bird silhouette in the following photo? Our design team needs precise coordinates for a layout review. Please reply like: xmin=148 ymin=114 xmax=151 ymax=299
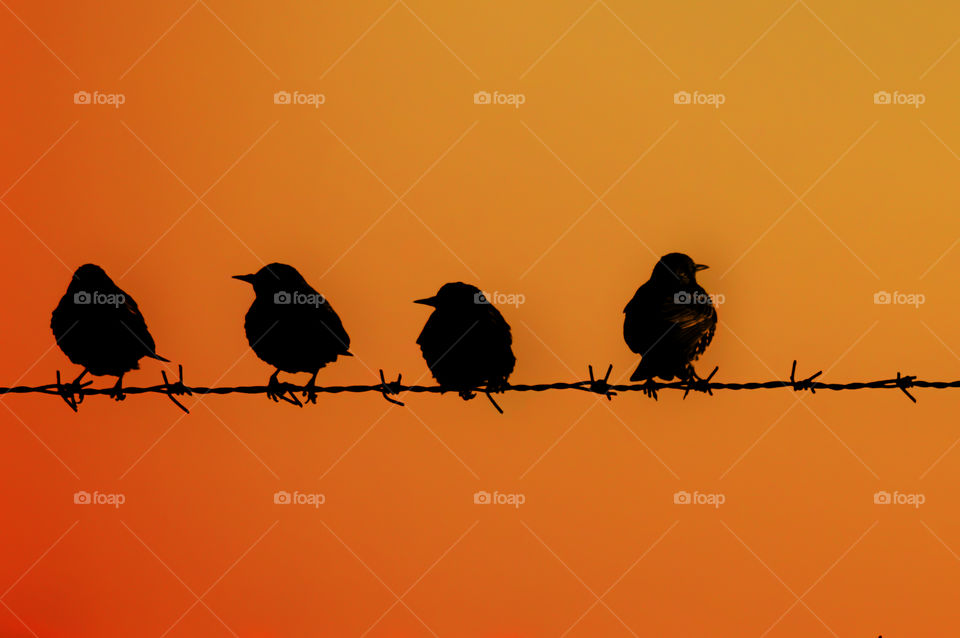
xmin=623 ymin=253 xmax=717 ymax=396
xmin=234 ymin=263 xmax=351 ymax=405
xmin=51 ymin=264 xmax=170 ymax=404
xmin=415 ymin=282 xmax=515 ymax=411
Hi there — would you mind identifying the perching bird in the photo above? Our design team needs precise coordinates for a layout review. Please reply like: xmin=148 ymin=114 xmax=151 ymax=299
xmin=233 ymin=263 xmax=351 ymax=405
xmin=623 ymin=253 xmax=717 ymax=392
xmin=51 ymin=264 xmax=169 ymax=402
xmin=415 ymin=282 xmax=515 ymax=410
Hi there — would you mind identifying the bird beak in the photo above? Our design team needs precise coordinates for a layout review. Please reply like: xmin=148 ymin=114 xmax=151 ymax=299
xmin=232 ymin=274 xmax=256 ymax=284
xmin=694 ymin=264 xmax=709 ymax=272
xmin=414 ymin=296 xmax=438 ymax=307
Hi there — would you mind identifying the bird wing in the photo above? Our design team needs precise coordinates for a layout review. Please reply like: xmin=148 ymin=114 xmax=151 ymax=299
xmin=623 ymin=284 xmax=660 ymax=354
xmin=119 ymin=294 xmax=163 ymax=358
xmin=657 ymin=294 xmax=717 ymax=360
xmin=481 ymin=304 xmax=516 ymax=381
xmin=313 ymin=300 xmax=351 ymax=354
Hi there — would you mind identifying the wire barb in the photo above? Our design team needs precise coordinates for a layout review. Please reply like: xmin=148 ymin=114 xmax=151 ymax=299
xmin=484 ymin=390 xmax=504 ymax=414
xmin=585 ymin=364 xmax=616 ymax=400
xmin=683 ymin=366 xmax=719 ymax=399
xmin=378 ymin=369 xmax=405 ymax=407
xmin=789 ymin=360 xmax=823 ymax=393
xmin=160 ymin=365 xmax=191 ymax=414
xmin=895 ymin=371 xmax=917 ymax=403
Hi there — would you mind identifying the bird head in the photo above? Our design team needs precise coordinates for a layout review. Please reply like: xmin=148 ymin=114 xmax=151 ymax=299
xmin=233 ymin=263 xmax=309 ymax=298
xmin=415 ymin=282 xmax=485 ymax=310
xmin=651 ymin=253 xmax=708 ymax=285
xmin=69 ymin=264 xmax=115 ymax=291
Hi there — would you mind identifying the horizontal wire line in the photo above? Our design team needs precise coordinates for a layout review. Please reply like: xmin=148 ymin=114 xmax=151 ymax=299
xmin=0 ymin=362 xmax=935 ymax=410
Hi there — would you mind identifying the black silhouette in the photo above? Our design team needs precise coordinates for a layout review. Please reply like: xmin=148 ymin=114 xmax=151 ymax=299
xmin=234 ymin=263 xmax=351 ymax=405
xmin=624 ymin=253 xmax=717 ymax=397
xmin=51 ymin=264 xmax=170 ymax=406
xmin=415 ymin=282 xmax=515 ymax=411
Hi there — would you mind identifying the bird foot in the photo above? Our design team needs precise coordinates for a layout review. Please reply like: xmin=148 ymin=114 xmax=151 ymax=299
xmin=55 ymin=370 xmax=92 ymax=412
xmin=641 ymin=378 xmax=659 ymax=401
xmin=267 ymin=372 xmax=302 ymax=407
xmin=301 ymin=374 xmax=318 ymax=405
xmin=108 ymin=377 xmax=126 ymax=402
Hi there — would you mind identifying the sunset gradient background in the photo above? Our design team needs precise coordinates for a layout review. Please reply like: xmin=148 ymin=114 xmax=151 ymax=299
xmin=2 ymin=1 xmax=960 ymax=636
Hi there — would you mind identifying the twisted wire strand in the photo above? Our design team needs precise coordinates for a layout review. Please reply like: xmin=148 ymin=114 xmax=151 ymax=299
xmin=0 ymin=362 xmax=936 ymax=414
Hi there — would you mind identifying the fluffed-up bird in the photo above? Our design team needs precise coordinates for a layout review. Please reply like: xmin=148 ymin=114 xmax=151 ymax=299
xmin=234 ymin=263 xmax=351 ymax=405
xmin=51 ymin=264 xmax=170 ymax=403
xmin=623 ymin=253 xmax=717 ymax=395
xmin=415 ymin=282 xmax=515 ymax=411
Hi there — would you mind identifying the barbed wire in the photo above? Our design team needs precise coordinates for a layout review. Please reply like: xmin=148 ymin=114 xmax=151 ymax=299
xmin=0 ymin=362 xmax=943 ymax=414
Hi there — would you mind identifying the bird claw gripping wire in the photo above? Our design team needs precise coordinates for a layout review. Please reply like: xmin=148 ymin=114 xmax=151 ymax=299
xmin=789 ymin=360 xmax=822 ymax=393
xmin=266 ymin=373 xmax=303 ymax=407
xmin=641 ymin=378 xmax=659 ymax=401
xmin=895 ymin=372 xmax=917 ymax=403
xmin=107 ymin=377 xmax=127 ymax=402
xmin=378 ymin=370 xmax=405 ymax=407
xmin=160 ymin=365 xmax=191 ymax=413
xmin=683 ymin=366 xmax=719 ymax=399
xmin=586 ymin=364 xmax=616 ymax=400
xmin=55 ymin=370 xmax=92 ymax=412
xmin=301 ymin=374 xmax=321 ymax=405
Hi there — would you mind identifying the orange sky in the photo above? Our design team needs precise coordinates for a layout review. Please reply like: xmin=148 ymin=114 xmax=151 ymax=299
xmin=3 ymin=1 xmax=960 ymax=636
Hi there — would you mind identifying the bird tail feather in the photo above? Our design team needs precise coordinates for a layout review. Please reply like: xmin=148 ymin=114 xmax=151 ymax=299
xmin=148 ymin=352 xmax=171 ymax=362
